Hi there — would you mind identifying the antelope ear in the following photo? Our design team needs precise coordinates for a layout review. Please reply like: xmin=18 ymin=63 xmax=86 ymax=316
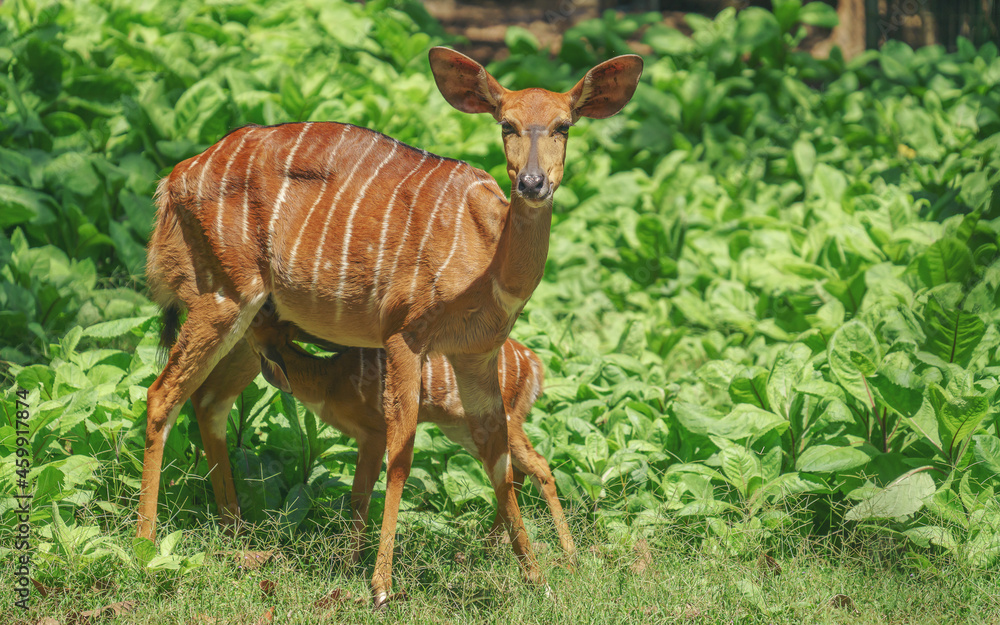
xmin=568 ymin=54 xmax=643 ymax=120
xmin=259 ymin=347 xmax=292 ymax=395
xmin=429 ymin=46 xmax=506 ymax=119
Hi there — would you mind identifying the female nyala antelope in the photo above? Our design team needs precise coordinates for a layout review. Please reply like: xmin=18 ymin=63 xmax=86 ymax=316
xmin=141 ymin=46 xmax=641 ymax=605
xmin=244 ymin=313 xmax=577 ymax=566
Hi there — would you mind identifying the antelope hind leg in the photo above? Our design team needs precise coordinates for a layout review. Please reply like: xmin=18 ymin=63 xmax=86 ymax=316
xmin=137 ymin=293 xmax=265 ymax=541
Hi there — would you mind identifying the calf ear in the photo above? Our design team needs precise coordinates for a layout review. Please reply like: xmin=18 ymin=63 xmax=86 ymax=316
xmin=259 ymin=347 xmax=292 ymax=395
xmin=429 ymin=47 xmax=506 ymax=119
xmin=568 ymin=55 xmax=643 ymax=120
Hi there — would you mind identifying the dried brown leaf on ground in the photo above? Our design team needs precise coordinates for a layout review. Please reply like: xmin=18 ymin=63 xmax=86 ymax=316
xmin=830 ymin=593 xmax=858 ymax=612
xmin=31 ymin=579 xmax=62 ymax=598
xmin=758 ymin=553 xmax=782 ymax=576
xmin=67 ymin=600 xmax=137 ymax=624
xmin=314 ymin=588 xmax=350 ymax=610
xmin=259 ymin=579 xmax=277 ymax=598
xmin=250 ymin=607 xmax=274 ymax=625
xmin=630 ymin=539 xmax=654 ymax=576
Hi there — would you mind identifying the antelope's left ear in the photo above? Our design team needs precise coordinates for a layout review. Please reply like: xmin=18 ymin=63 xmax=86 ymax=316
xmin=429 ymin=46 xmax=506 ymax=119
xmin=568 ymin=55 xmax=644 ymax=121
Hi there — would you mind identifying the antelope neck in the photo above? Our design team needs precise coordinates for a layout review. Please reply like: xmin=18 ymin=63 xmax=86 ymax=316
xmin=283 ymin=343 xmax=343 ymax=405
xmin=492 ymin=193 xmax=553 ymax=299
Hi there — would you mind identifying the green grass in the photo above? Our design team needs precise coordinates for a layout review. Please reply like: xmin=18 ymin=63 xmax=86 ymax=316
xmin=4 ymin=502 xmax=998 ymax=624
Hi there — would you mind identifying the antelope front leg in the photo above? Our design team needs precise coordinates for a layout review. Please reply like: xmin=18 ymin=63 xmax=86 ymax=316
xmin=488 ymin=467 xmax=526 ymax=542
xmin=371 ymin=334 xmax=421 ymax=607
xmin=448 ymin=352 xmax=543 ymax=586
xmin=350 ymin=431 xmax=386 ymax=565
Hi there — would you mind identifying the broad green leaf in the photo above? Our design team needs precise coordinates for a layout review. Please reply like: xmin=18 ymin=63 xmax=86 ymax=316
xmin=505 ymin=26 xmax=540 ymax=55
xmin=573 ymin=471 xmax=604 ymax=502
xmin=966 ymin=532 xmax=1000 ymax=568
xmin=751 ymin=472 xmax=829 ymax=504
xmin=772 ymin=0 xmax=802 ymax=32
xmin=798 ymin=2 xmax=839 ymax=27
xmin=928 ymin=384 xmax=989 ymax=455
xmin=795 ymin=444 xmax=878 ymax=473
xmin=922 ymin=297 xmax=986 ymax=367
xmin=869 ymin=366 xmax=924 ymax=418
xmin=132 ymin=537 xmax=156 ymax=568
xmin=792 ymin=138 xmax=816 ymax=183
xmin=714 ymin=404 xmax=788 ymax=442
xmin=735 ymin=7 xmax=780 ymax=49
xmin=903 ymin=526 xmax=958 ymax=551
xmin=910 ymin=237 xmax=974 ymax=289
xmin=0 ymin=184 xmax=49 ymax=227
xmin=82 ymin=316 xmax=154 ymax=339
xmin=276 ymin=483 xmax=313 ymax=533
xmin=736 ymin=578 xmax=769 ymax=615
xmin=972 ymin=436 xmax=1000 ymax=476
xmin=442 ymin=455 xmax=491 ymax=507
xmin=585 ymin=432 xmax=609 ymax=471
xmin=828 ymin=321 xmax=881 ymax=409
xmin=728 ymin=366 xmax=771 ymax=410
xmin=849 ymin=350 xmax=877 ymax=376
xmin=672 ymin=401 xmax=723 ymax=436
xmin=159 ymin=530 xmax=182 ymax=557
xmin=719 ymin=445 xmax=762 ymax=498
xmin=766 ymin=343 xmax=810 ymax=418
xmin=147 ymin=555 xmax=183 ymax=571
xmin=174 ymin=79 xmax=229 ymax=142
xmin=845 ymin=469 xmax=936 ymax=521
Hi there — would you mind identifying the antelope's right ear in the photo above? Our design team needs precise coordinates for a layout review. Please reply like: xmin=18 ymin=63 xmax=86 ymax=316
xmin=259 ymin=347 xmax=293 ymax=395
xmin=568 ymin=54 xmax=644 ymax=121
xmin=429 ymin=47 xmax=506 ymax=119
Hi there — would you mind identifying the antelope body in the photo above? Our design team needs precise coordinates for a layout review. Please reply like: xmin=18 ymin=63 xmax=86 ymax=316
xmin=139 ymin=46 xmax=641 ymax=605
xmin=246 ymin=318 xmax=577 ymax=564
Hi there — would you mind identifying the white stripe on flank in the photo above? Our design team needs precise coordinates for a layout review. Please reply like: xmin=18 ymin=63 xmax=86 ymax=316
xmin=215 ymin=128 xmax=254 ymax=249
xmin=386 ymin=159 xmax=446 ymax=299
xmin=424 ymin=357 xmax=435 ymax=404
xmin=182 ymin=149 xmax=208 ymax=198
xmin=433 ymin=179 xmax=492 ymax=289
xmin=334 ymin=142 xmax=398 ymax=322
xmin=194 ymin=139 xmax=227 ymax=211
xmin=240 ymin=137 xmax=263 ymax=245
xmin=499 ymin=342 xmax=508 ymax=395
xmin=370 ymin=153 xmax=429 ymax=313
xmin=311 ymin=132 xmax=380 ymax=292
xmin=266 ymin=123 xmax=313 ymax=250
xmin=528 ymin=355 xmax=541 ymax=401
xmin=513 ymin=346 xmax=522 ymax=393
xmin=288 ymin=128 xmax=352 ymax=271
xmin=409 ymin=166 xmax=462 ymax=299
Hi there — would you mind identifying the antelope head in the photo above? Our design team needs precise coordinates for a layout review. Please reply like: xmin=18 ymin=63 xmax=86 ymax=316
xmin=429 ymin=47 xmax=643 ymax=205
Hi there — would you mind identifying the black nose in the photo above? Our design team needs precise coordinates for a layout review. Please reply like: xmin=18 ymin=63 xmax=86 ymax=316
xmin=517 ymin=174 xmax=545 ymax=197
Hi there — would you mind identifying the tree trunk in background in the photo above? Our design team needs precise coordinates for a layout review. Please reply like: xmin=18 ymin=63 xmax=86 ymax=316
xmin=812 ymin=0 xmax=866 ymax=59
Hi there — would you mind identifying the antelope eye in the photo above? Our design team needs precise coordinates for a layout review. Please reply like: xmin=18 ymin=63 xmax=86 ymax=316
xmin=556 ymin=123 xmax=571 ymax=135
xmin=500 ymin=121 xmax=516 ymax=136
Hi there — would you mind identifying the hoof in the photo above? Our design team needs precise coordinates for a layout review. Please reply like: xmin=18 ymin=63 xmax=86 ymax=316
xmin=372 ymin=590 xmax=407 ymax=610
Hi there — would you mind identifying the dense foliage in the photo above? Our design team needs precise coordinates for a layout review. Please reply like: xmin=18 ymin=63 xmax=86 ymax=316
xmin=1 ymin=0 xmax=998 ymax=579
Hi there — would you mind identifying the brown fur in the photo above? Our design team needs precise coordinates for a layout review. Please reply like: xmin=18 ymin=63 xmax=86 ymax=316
xmin=138 ymin=46 xmax=641 ymax=606
xmin=241 ymin=318 xmax=577 ymax=565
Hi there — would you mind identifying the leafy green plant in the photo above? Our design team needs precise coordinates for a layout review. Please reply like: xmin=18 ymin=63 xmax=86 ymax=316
xmin=132 ymin=530 xmax=205 ymax=577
